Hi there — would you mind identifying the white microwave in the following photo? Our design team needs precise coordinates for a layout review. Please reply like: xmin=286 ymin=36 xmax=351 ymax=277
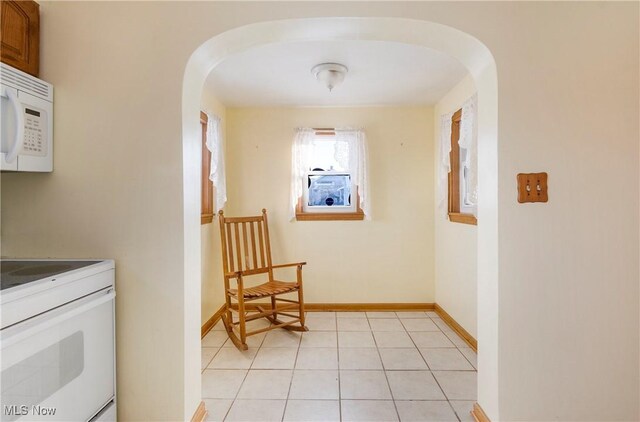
xmin=0 ymin=63 xmax=53 ymax=172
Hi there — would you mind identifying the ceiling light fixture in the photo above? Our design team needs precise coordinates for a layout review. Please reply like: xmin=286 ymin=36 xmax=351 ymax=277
xmin=311 ymin=63 xmax=348 ymax=92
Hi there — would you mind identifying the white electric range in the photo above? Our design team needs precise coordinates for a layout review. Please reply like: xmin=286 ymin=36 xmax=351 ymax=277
xmin=0 ymin=259 xmax=116 ymax=421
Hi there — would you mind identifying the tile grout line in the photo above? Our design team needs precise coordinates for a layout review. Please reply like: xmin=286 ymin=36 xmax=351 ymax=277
xmin=407 ymin=314 xmax=462 ymax=420
xmin=280 ymin=327 xmax=302 ymax=422
xmin=225 ymin=318 xmax=267 ymax=421
xmin=456 ymin=345 xmax=477 ymax=370
xmin=202 ymin=326 xmax=230 ymax=371
xmin=449 ymin=400 xmax=465 ymax=422
xmin=406 ymin=316 xmax=432 ymax=371
xmin=411 ymin=314 xmax=464 ymax=422
xmin=201 ymin=332 xmax=233 ymax=419
xmin=335 ymin=313 xmax=343 ymax=422
xmin=222 ymin=362 xmax=251 ymax=421
xmin=428 ymin=324 xmax=464 ymax=421
xmin=201 ymin=347 xmax=219 ymax=373
xmin=368 ymin=314 xmax=401 ymax=422
xmin=430 ymin=313 xmax=478 ymax=370
xmin=223 ymin=319 xmax=275 ymax=421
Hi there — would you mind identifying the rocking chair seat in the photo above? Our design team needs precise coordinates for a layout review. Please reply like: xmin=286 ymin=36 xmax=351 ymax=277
xmin=228 ymin=280 xmax=299 ymax=299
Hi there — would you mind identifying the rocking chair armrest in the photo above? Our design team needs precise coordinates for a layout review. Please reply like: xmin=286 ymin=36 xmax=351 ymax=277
xmin=225 ymin=263 xmax=306 ymax=279
xmin=271 ymin=262 xmax=307 ymax=269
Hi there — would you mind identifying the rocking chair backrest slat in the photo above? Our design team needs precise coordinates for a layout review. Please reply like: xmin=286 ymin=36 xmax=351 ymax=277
xmin=218 ymin=210 xmax=274 ymax=276
xmin=261 ymin=209 xmax=274 ymax=280
xmin=234 ymin=223 xmax=242 ymax=271
xmin=242 ymin=222 xmax=251 ymax=270
xmin=249 ymin=223 xmax=258 ymax=270
xmin=257 ymin=220 xmax=266 ymax=268
xmin=226 ymin=223 xmax=235 ymax=273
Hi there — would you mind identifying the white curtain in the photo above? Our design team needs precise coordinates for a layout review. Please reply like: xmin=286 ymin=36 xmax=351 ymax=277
xmin=206 ymin=113 xmax=226 ymax=213
xmin=438 ymin=111 xmax=454 ymax=214
xmin=289 ymin=127 xmax=370 ymax=220
xmin=459 ymin=94 xmax=478 ymax=208
xmin=289 ymin=128 xmax=316 ymax=220
xmin=437 ymin=94 xmax=478 ymax=217
xmin=334 ymin=129 xmax=370 ymax=220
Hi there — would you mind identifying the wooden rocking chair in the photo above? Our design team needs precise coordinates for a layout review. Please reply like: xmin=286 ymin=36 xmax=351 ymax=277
xmin=218 ymin=209 xmax=308 ymax=350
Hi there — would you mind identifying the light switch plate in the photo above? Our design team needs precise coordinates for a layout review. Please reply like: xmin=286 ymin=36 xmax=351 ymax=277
xmin=517 ymin=172 xmax=548 ymax=203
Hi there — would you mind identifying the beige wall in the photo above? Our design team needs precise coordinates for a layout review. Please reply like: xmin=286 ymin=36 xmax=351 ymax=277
xmin=0 ymin=2 xmax=637 ymax=421
xmin=225 ymin=107 xmax=435 ymax=303
xmin=495 ymin=4 xmax=638 ymax=417
xmin=200 ymin=92 xmax=226 ymax=325
xmin=1 ymin=3 xmax=190 ymax=420
xmin=434 ymin=75 xmax=478 ymax=338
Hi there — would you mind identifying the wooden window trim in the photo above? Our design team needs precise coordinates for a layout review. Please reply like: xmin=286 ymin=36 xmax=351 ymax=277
xmin=295 ymin=192 xmax=365 ymax=221
xmin=201 ymin=111 xmax=214 ymax=224
xmin=448 ymin=212 xmax=477 ymax=225
xmin=448 ymin=109 xmax=477 ymax=226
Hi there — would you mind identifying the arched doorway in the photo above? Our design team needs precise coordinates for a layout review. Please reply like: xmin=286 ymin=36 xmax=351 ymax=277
xmin=183 ymin=17 xmax=499 ymax=416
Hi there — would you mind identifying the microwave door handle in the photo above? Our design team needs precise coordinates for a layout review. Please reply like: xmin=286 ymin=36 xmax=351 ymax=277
xmin=1 ymin=290 xmax=115 ymax=348
xmin=4 ymin=89 xmax=24 ymax=163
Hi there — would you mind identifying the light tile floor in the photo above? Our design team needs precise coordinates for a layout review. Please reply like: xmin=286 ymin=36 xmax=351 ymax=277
xmin=201 ymin=311 xmax=476 ymax=422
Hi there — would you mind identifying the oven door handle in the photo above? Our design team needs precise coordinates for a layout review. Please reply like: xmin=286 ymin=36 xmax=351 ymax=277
xmin=1 ymin=290 xmax=115 ymax=348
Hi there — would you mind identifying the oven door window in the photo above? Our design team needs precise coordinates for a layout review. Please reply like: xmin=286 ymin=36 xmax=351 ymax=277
xmin=0 ymin=290 xmax=115 ymax=421
xmin=1 ymin=332 xmax=84 ymax=421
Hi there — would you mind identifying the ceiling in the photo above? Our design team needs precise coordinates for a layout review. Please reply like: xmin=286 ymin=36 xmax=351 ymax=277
xmin=204 ymin=40 xmax=469 ymax=107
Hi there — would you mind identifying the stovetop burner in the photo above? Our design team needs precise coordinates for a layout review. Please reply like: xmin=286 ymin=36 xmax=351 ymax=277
xmin=1 ymin=260 xmax=101 ymax=291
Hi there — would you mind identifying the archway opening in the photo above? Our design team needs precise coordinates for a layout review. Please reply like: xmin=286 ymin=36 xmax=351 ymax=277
xmin=183 ymin=16 xmax=498 ymax=417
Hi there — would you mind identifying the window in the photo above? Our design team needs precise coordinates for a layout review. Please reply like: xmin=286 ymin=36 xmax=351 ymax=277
xmin=302 ymin=134 xmax=356 ymax=214
xmin=448 ymin=108 xmax=477 ymax=225
xmin=291 ymin=128 xmax=368 ymax=221
xmin=201 ymin=111 xmax=214 ymax=224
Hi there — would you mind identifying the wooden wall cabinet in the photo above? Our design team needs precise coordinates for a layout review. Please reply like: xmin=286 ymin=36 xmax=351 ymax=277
xmin=1 ymin=0 xmax=40 ymax=76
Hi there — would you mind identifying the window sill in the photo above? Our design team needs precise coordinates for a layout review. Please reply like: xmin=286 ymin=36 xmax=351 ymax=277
xmin=201 ymin=214 xmax=213 ymax=225
xmin=296 ymin=211 xmax=364 ymax=221
xmin=448 ymin=212 xmax=477 ymax=225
